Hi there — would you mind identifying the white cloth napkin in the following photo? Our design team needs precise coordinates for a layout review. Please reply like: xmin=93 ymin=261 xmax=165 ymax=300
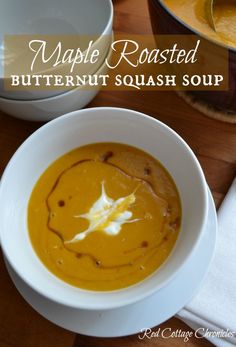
xmin=178 ymin=178 xmax=236 ymax=347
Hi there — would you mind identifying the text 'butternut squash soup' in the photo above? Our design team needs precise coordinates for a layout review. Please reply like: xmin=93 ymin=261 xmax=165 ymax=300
xmin=163 ymin=0 xmax=236 ymax=48
xmin=28 ymin=143 xmax=181 ymax=291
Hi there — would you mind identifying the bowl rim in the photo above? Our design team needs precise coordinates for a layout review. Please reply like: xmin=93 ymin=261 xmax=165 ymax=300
xmin=0 ymin=0 xmax=114 ymax=81
xmin=0 ymin=107 xmax=209 ymax=310
xmin=155 ymin=0 xmax=235 ymax=52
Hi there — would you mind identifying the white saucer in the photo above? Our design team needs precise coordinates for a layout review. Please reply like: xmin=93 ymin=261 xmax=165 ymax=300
xmin=5 ymin=189 xmax=217 ymax=338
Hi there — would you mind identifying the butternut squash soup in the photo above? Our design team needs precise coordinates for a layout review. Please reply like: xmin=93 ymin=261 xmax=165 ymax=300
xmin=163 ymin=0 xmax=236 ymax=48
xmin=28 ymin=143 xmax=181 ymax=291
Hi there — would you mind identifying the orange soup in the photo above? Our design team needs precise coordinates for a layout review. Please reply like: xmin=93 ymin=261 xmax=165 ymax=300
xmin=164 ymin=0 xmax=236 ymax=48
xmin=28 ymin=143 xmax=181 ymax=291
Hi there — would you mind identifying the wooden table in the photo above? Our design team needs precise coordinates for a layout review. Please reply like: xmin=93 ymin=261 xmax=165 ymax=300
xmin=0 ymin=1 xmax=235 ymax=346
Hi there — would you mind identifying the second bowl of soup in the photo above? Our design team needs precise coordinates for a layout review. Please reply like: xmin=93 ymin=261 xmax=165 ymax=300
xmin=148 ymin=0 xmax=236 ymax=115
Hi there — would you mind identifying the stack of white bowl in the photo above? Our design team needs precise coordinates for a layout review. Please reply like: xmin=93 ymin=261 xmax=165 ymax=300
xmin=0 ymin=0 xmax=113 ymax=122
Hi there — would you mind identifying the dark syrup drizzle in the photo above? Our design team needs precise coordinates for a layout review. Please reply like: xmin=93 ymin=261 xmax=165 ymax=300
xmin=45 ymin=152 xmax=174 ymax=271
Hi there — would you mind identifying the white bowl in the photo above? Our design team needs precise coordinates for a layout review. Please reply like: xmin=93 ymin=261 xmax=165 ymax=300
xmin=0 ymin=0 xmax=113 ymax=100
xmin=0 ymin=107 xmax=209 ymax=311
xmin=0 ymin=44 xmax=112 ymax=121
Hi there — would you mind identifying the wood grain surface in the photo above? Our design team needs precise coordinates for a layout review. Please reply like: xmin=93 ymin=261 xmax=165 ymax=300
xmin=0 ymin=0 xmax=235 ymax=346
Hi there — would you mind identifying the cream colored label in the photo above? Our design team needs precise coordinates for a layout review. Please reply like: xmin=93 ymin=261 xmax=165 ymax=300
xmin=4 ymin=34 xmax=229 ymax=92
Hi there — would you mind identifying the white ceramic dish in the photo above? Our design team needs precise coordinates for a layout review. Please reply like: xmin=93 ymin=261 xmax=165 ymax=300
xmin=0 ymin=44 xmax=112 ymax=121
xmin=0 ymin=107 xmax=209 ymax=310
xmin=4 ymin=188 xmax=217 ymax=336
xmin=0 ymin=0 xmax=113 ymax=100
